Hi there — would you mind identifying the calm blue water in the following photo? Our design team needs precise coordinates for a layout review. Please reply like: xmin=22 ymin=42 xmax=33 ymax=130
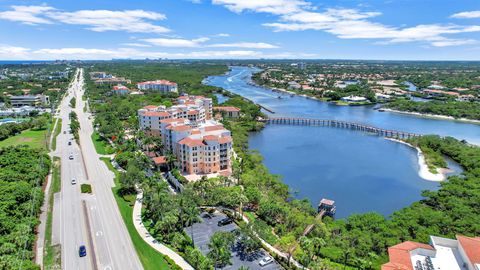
xmin=214 ymin=93 xmax=229 ymax=104
xmin=205 ymin=66 xmax=475 ymax=218
xmin=403 ymin=81 xmax=417 ymax=91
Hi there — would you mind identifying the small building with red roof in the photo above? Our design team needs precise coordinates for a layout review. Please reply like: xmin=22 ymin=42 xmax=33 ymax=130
xmin=213 ymin=106 xmax=241 ymax=118
xmin=382 ymin=235 xmax=480 ymax=270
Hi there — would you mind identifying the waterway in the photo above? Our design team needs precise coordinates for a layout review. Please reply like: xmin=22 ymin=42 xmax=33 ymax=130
xmin=205 ymin=66 xmax=475 ymax=218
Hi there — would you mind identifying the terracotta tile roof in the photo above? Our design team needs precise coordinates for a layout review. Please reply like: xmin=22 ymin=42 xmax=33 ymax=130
xmin=203 ymin=135 xmax=218 ymax=141
xmin=168 ymin=125 xmax=191 ymax=132
xmin=382 ymin=241 xmax=434 ymax=270
xmin=113 ymin=85 xmax=129 ymax=91
xmin=144 ymin=151 xmax=156 ymax=158
xmin=214 ymin=106 xmax=240 ymax=112
xmin=152 ymin=156 xmax=167 ymax=165
xmin=178 ymin=137 xmax=205 ymax=147
xmin=320 ymin=198 xmax=335 ymax=206
xmin=144 ymin=111 xmax=170 ymax=117
xmin=457 ymin=235 xmax=480 ymax=265
xmin=191 ymin=129 xmax=201 ymax=135
xmin=187 ymin=110 xmax=199 ymax=115
xmin=218 ymin=136 xmax=232 ymax=144
xmin=143 ymin=105 xmax=158 ymax=110
xmin=160 ymin=118 xmax=184 ymax=124
xmin=204 ymin=125 xmax=225 ymax=132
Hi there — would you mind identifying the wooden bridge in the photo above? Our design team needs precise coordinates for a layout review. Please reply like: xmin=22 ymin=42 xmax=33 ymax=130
xmin=260 ymin=117 xmax=421 ymax=139
xmin=302 ymin=199 xmax=336 ymax=236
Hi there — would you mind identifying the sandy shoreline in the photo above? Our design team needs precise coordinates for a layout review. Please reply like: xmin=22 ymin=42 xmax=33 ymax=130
xmin=386 ymin=138 xmax=449 ymax=181
xmin=381 ymin=108 xmax=480 ymax=125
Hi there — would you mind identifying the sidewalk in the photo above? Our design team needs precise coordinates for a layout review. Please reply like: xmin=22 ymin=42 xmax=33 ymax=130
xmin=132 ymin=191 xmax=194 ymax=270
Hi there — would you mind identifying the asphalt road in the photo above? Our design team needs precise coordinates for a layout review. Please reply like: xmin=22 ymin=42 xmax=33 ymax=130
xmin=55 ymin=69 xmax=143 ymax=270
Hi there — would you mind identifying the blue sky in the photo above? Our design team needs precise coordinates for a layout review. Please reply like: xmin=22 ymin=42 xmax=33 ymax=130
xmin=0 ymin=0 xmax=479 ymax=60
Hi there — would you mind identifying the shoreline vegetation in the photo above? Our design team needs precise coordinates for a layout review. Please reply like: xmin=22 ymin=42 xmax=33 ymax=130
xmin=386 ymin=138 xmax=449 ymax=181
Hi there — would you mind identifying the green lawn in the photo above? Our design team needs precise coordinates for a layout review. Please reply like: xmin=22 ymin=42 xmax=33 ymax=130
xmin=92 ymin=131 xmax=115 ymax=155
xmin=0 ymin=128 xmax=49 ymax=149
xmin=44 ymin=156 xmax=62 ymax=270
xmin=100 ymin=157 xmax=171 ymax=270
xmin=51 ymin=118 xmax=62 ymax=151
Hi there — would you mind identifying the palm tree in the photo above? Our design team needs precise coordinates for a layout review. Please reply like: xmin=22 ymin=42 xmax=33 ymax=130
xmin=165 ymin=151 xmax=177 ymax=170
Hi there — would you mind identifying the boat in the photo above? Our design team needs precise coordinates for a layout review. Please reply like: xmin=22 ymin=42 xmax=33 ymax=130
xmin=277 ymin=96 xmax=283 ymax=99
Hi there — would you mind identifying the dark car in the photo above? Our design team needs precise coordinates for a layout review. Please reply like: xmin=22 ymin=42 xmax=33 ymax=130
xmin=79 ymin=245 xmax=86 ymax=257
xmin=68 ymin=141 xmax=72 ymax=145
xmin=217 ymin=217 xmax=233 ymax=226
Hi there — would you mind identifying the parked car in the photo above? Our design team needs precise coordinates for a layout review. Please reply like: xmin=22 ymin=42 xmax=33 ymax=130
xmin=78 ymin=245 xmax=86 ymax=257
xmin=217 ymin=217 xmax=233 ymax=226
xmin=259 ymin=256 xmax=274 ymax=267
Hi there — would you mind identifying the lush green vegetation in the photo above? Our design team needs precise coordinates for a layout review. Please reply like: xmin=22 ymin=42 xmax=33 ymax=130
xmin=43 ymin=156 xmax=61 ymax=270
xmin=0 ymin=118 xmax=51 ymax=149
xmin=91 ymin=131 xmax=114 ymax=155
xmin=0 ymin=146 xmax=51 ymax=269
xmin=80 ymin=184 xmax=92 ymax=194
xmin=100 ymin=157 xmax=172 ymax=270
xmin=51 ymin=118 xmax=62 ymax=151
xmin=385 ymin=99 xmax=480 ymax=120
xmin=69 ymin=111 xmax=80 ymax=142
xmin=69 ymin=97 xmax=76 ymax=108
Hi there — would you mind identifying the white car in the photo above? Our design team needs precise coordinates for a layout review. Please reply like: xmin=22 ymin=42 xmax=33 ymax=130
xmin=259 ymin=256 xmax=274 ymax=267
xmin=71 ymin=178 xmax=76 ymax=185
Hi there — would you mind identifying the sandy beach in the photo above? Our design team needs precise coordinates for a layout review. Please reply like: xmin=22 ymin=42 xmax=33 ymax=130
xmin=386 ymin=138 xmax=448 ymax=181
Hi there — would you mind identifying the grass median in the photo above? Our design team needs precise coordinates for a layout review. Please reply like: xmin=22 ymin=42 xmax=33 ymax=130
xmin=100 ymin=157 xmax=171 ymax=270
xmin=51 ymin=118 xmax=62 ymax=151
xmin=92 ymin=131 xmax=115 ymax=155
xmin=44 ymin=156 xmax=62 ymax=270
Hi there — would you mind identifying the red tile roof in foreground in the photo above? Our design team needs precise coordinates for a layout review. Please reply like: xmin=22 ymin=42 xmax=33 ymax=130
xmin=152 ymin=156 xmax=167 ymax=165
xmin=457 ymin=235 xmax=480 ymax=265
xmin=382 ymin=241 xmax=434 ymax=270
xmin=204 ymin=125 xmax=225 ymax=132
xmin=218 ymin=136 xmax=232 ymax=144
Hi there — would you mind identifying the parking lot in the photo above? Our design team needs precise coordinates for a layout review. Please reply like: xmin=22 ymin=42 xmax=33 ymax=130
xmin=185 ymin=211 xmax=282 ymax=270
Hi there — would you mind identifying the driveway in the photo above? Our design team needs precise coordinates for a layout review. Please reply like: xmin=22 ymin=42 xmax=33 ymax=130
xmin=185 ymin=211 xmax=282 ymax=270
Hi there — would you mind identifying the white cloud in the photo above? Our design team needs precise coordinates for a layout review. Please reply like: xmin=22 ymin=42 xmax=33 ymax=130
xmin=0 ymin=5 xmax=170 ymax=33
xmin=430 ymin=39 xmax=477 ymax=47
xmin=0 ymin=5 xmax=54 ymax=25
xmin=451 ymin=11 xmax=480 ymax=19
xmin=141 ymin=37 xmax=210 ymax=47
xmin=0 ymin=45 xmax=31 ymax=59
xmin=212 ymin=0 xmax=311 ymax=15
xmin=121 ymin=43 xmax=152 ymax=47
xmin=214 ymin=33 xmax=230 ymax=37
xmin=215 ymin=1 xmax=480 ymax=47
xmin=208 ymin=42 xmax=279 ymax=48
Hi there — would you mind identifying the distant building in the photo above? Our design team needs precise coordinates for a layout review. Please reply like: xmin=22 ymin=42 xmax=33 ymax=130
xmin=9 ymin=94 xmax=49 ymax=108
xmin=382 ymin=235 xmax=480 ymax=270
xmin=288 ymin=81 xmax=301 ymax=90
xmin=340 ymin=95 xmax=367 ymax=102
xmin=213 ymin=106 xmax=241 ymax=118
xmin=112 ymin=84 xmax=130 ymax=95
xmin=137 ymin=80 xmax=178 ymax=93
xmin=375 ymin=93 xmax=392 ymax=101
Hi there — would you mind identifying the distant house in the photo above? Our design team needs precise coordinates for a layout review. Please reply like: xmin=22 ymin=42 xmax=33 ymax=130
xmin=340 ymin=95 xmax=367 ymax=102
xmin=287 ymin=81 xmax=301 ymax=90
xmin=213 ymin=106 xmax=241 ymax=118
xmin=112 ymin=84 xmax=130 ymax=95
xmin=375 ymin=93 xmax=392 ymax=101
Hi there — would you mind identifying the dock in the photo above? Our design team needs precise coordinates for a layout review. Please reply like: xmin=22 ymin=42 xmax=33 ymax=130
xmin=302 ymin=198 xmax=336 ymax=236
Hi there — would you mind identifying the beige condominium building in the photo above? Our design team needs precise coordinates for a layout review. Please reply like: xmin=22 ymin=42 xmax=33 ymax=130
xmin=138 ymin=95 xmax=232 ymax=177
